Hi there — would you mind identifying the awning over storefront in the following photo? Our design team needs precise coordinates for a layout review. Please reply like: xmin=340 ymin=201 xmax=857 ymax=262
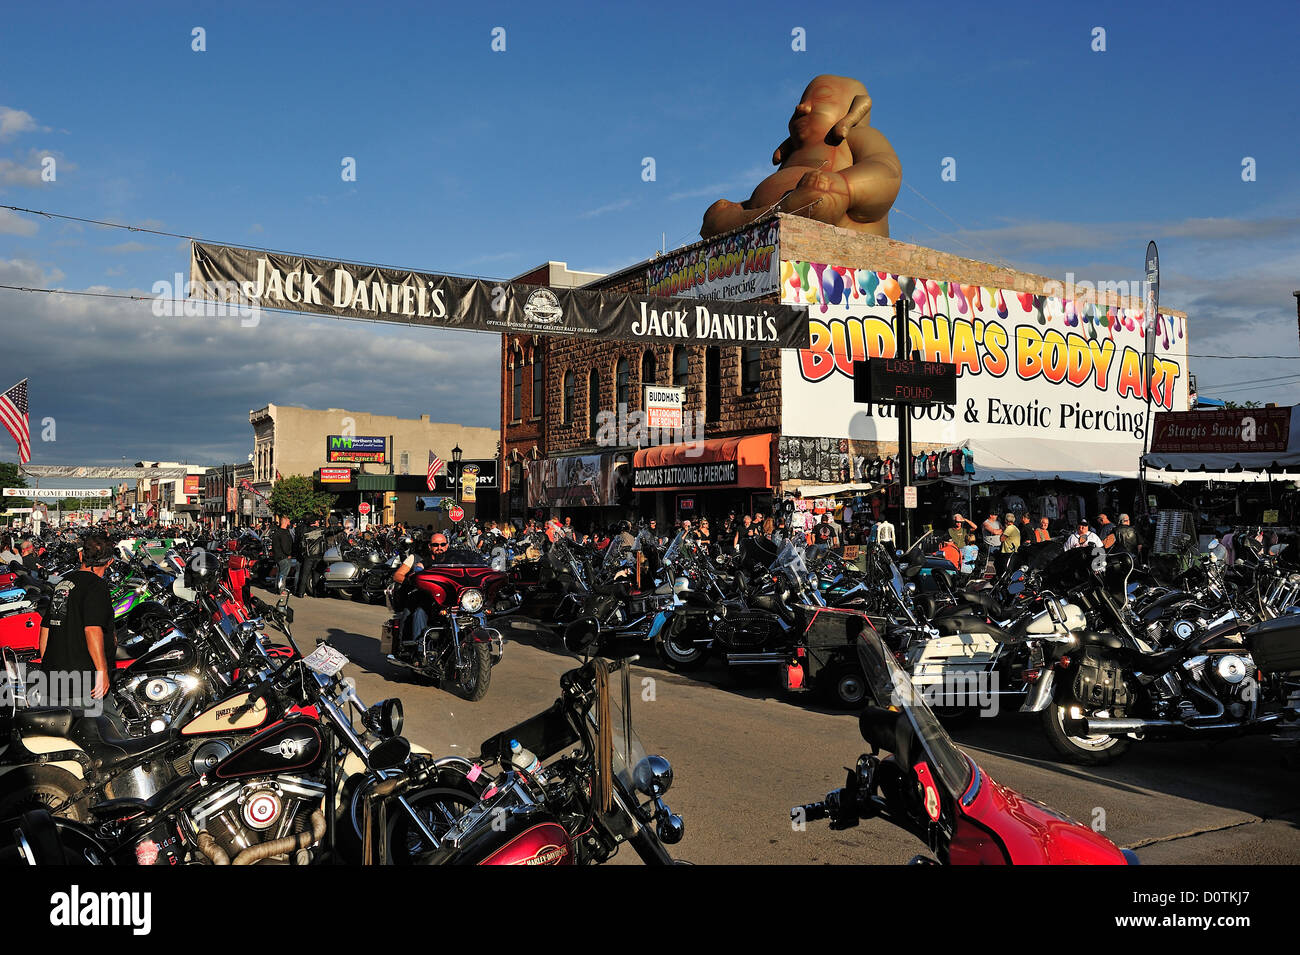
xmin=633 ymin=435 xmax=772 ymax=491
xmin=1144 ymin=406 xmax=1300 ymax=474
xmin=794 ymin=482 xmax=879 ymax=497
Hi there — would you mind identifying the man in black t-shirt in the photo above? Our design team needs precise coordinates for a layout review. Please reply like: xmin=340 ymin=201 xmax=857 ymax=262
xmin=813 ymin=514 xmax=839 ymax=548
xmin=40 ymin=532 xmax=116 ymax=709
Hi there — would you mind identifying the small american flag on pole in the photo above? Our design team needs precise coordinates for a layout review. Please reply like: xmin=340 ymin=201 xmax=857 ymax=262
xmin=0 ymin=379 xmax=31 ymax=464
xmin=427 ymin=451 xmax=444 ymax=490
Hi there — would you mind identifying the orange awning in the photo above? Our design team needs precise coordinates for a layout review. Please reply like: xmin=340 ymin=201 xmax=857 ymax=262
xmin=632 ymin=434 xmax=772 ymax=491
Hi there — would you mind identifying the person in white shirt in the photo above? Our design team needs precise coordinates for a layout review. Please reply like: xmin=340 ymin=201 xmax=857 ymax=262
xmin=874 ymin=518 xmax=896 ymax=545
xmin=1063 ymin=520 xmax=1103 ymax=550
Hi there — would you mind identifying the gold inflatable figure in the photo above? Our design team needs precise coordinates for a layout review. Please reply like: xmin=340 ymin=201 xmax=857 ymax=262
xmin=700 ymin=75 xmax=902 ymax=239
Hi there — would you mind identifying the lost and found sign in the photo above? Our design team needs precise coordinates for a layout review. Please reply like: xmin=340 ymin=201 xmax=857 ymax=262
xmin=853 ymin=359 xmax=957 ymax=405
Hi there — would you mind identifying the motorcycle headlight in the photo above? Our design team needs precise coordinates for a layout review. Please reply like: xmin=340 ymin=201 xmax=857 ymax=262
xmin=368 ymin=697 xmax=404 ymax=737
xmin=459 ymin=588 xmax=485 ymax=613
xmin=491 ymin=555 xmax=507 ymax=572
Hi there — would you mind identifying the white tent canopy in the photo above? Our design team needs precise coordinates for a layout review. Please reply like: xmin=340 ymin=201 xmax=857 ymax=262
xmin=946 ymin=437 xmax=1282 ymax=486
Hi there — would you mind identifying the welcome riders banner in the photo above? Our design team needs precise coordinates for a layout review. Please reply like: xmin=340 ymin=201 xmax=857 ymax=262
xmin=780 ymin=261 xmax=1189 ymax=452
xmin=189 ymin=242 xmax=810 ymax=349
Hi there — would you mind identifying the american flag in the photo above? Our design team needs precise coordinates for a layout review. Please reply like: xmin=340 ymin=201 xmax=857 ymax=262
xmin=0 ymin=379 xmax=30 ymax=464
xmin=427 ymin=451 xmax=444 ymax=490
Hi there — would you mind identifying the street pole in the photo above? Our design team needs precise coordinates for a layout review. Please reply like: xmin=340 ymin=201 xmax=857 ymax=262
xmin=896 ymin=298 xmax=913 ymax=551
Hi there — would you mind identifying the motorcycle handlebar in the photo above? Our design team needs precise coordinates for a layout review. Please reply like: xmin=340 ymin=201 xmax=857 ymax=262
xmin=793 ymin=801 xmax=830 ymax=823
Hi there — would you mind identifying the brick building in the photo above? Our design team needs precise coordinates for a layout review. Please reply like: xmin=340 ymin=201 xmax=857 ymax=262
xmin=501 ymin=213 xmax=1191 ymax=534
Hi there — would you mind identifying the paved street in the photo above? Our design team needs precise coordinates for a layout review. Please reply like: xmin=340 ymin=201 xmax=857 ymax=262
xmin=280 ymin=589 xmax=1300 ymax=865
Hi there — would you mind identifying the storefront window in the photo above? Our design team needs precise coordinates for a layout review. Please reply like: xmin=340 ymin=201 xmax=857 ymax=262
xmin=563 ymin=370 xmax=575 ymax=424
xmin=673 ymin=345 xmax=689 ymax=386
xmin=616 ymin=357 xmax=630 ymax=408
xmin=741 ymin=346 xmax=760 ymax=394
xmin=706 ymin=346 xmax=721 ymax=423
xmin=642 ymin=350 xmax=656 ymax=386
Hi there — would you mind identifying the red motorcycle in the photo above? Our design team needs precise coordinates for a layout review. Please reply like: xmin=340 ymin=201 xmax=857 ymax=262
xmin=794 ymin=622 xmax=1136 ymax=865
xmin=381 ymin=547 xmax=507 ymax=701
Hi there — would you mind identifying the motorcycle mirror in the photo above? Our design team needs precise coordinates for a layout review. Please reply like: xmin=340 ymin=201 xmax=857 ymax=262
xmin=368 ymin=735 xmax=411 ymax=771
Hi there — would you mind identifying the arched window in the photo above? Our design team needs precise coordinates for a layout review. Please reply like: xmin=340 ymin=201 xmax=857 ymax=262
xmin=588 ymin=371 xmax=601 ymax=438
xmin=741 ymin=346 xmax=761 ymax=395
xmin=563 ymin=370 xmax=575 ymax=425
xmin=511 ymin=346 xmax=522 ymax=422
xmin=641 ymin=350 xmax=657 ymax=387
xmin=616 ymin=357 xmax=630 ymax=408
xmin=531 ymin=351 xmax=543 ymax=417
xmin=705 ymin=346 xmax=721 ymax=423
xmin=673 ymin=345 xmax=689 ymax=386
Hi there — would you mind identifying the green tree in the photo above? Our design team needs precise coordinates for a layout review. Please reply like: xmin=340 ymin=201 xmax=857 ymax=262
xmin=267 ymin=474 xmax=334 ymax=521
xmin=0 ymin=463 xmax=27 ymax=510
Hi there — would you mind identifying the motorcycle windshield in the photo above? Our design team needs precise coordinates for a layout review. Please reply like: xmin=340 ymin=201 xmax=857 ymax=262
xmin=586 ymin=673 xmax=649 ymax=794
xmin=602 ymin=537 xmax=634 ymax=574
xmin=855 ymin=629 xmax=972 ymax=800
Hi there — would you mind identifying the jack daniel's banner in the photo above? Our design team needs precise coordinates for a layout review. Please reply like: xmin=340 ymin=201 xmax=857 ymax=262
xmin=189 ymin=242 xmax=810 ymax=348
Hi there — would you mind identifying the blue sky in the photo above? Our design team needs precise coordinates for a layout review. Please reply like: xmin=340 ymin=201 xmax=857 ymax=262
xmin=1 ymin=0 xmax=1297 ymax=467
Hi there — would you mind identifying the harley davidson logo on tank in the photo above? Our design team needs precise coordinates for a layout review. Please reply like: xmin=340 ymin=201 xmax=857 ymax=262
xmin=188 ymin=241 xmax=809 ymax=348
xmin=780 ymin=262 xmax=1188 ymax=448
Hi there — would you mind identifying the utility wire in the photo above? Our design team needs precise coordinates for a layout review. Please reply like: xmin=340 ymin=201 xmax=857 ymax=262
xmin=0 ymin=204 xmax=514 ymax=283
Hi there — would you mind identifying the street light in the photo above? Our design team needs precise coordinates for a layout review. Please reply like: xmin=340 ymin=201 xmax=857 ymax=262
xmin=452 ymin=444 xmax=463 ymax=502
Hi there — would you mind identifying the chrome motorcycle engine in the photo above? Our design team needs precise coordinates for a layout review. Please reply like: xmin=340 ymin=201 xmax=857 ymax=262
xmin=185 ymin=776 xmax=326 ymax=861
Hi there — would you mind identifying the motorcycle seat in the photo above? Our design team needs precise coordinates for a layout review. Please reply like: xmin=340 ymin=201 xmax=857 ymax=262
xmin=1077 ymin=629 xmax=1126 ymax=651
xmin=16 ymin=707 xmax=76 ymax=738
xmin=89 ymin=774 xmax=194 ymax=819
xmin=959 ymin=591 xmax=1009 ymax=619
xmin=70 ymin=717 xmax=175 ymax=772
xmin=935 ymin=616 xmax=1007 ymax=639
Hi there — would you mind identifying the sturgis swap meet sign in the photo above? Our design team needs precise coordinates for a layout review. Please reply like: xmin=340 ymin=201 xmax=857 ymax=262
xmin=189 ymin=242 xmax=810 ymax=349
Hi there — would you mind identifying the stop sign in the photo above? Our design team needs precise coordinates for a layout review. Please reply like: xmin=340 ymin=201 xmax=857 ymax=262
xmin=449 ymin=505 xmax=464 ymax=523
xmin=358 ymin=502 xmax=371 ymax=515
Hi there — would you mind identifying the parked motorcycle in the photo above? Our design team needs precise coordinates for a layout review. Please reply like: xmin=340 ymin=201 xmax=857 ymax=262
xmin=793 ymin=623 xmax=1135 ymax=864
xmin=399 ymin=655 xmax=684 ymax=865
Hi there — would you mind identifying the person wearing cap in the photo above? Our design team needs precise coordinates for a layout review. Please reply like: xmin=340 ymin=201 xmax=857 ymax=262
xmin=997 ymin=511 xmax=1021 ymax=574
xmin=1064 ymin=519 xmax=1102 ymax=551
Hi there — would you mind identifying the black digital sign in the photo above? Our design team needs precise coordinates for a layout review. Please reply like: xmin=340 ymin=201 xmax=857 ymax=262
xmin=853 ymin=359 xmax=956 ymax=405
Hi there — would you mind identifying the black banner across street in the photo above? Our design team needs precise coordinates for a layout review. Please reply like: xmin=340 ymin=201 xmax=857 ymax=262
xmin=633 ymin=461 xmax=738 ymax=490
xmin=189 ymin=242 xmax=810 ymax=348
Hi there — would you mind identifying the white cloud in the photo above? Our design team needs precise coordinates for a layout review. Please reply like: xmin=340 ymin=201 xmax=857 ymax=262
xmin=0 ymin=278 xmax=502 ymax=464
xmin=0 ymin=107 xmax=41 ymax=140
xmin=579 ymin=198 xmax=634 ymax=219
xmin=0 ymin=209 xmax=38 ymax=236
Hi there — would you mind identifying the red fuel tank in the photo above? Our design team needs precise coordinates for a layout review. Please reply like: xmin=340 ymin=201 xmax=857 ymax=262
xmin=479 ymin=821 xmax=574 ymax=866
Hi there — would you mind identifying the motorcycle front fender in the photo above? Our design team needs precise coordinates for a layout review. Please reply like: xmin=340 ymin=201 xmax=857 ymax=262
xmin=648 ymin=610 xmax=672 ymax=643
xmin=1019 ymin=668 xmax=1055 ymax=713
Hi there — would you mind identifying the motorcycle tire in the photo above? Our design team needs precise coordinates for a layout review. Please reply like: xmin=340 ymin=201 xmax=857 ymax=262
xmin=1040 ymin=704 xmax=1132 ymax=765
xmin=821 ymin=662 xmax=869 ymax=710
xmin=384 ymin=781 xmax=481 ymax=863
xmin=453 ymin=642 xmax=492 ymax=702
xmin=657 ymin=630 xmax=708 ymax=672
xmin=0 ymin=765 xmax=89 ymax=824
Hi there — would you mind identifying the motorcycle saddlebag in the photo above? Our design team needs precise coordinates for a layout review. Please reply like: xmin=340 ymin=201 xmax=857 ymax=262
xmin=1072 ymin=651 xmax=1129 ymax=710
xmin=1245 ymin=616 xmax=1300 ymax=674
